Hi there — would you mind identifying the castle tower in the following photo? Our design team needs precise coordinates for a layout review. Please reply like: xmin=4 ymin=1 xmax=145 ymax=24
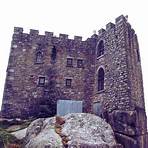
xmin=93 ymin=15 xmax=145 ymax=111
xmin=93 ymin=15 xmax=147 ymax=148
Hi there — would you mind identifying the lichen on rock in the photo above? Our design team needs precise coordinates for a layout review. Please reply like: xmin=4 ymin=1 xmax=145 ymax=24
xmin=24 ymin=113 xmax=120 ymax=148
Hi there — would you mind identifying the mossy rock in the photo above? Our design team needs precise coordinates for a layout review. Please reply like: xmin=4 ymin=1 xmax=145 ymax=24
xmin=0 ymin=128 xmax=23 ymax=147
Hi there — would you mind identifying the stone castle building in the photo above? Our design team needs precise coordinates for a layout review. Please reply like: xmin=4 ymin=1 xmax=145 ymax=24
xmin=1 ymin=15 xmax=148 ymax=147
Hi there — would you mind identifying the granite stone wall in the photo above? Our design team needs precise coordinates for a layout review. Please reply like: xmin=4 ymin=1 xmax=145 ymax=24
xmin=93 ymin=16 xmax=133 ymax=112
xmin=1 ymin=27 xmax=96 ymax=118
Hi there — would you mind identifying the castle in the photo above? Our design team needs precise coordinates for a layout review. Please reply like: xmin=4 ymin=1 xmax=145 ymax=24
xmin=1 ymin=15 xmax=148 ymax=147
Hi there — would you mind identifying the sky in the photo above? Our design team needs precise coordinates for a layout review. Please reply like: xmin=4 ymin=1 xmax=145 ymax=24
xmin=0 ymin=0 xmax=148 ymax=116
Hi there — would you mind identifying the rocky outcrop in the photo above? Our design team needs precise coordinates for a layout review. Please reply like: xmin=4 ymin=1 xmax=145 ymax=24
xmin=24 ymin=113 xmax=122 ymax=148
xmin=61 ymin=113 xmax=116 ymax=147
xmin=25 ymin=117 xmax=63 ymax=147
xmin=107 ymin=109 xmax=148 ymax=148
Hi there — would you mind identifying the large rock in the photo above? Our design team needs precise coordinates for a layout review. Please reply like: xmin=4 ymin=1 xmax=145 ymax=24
xmin=24 ymin=113 xmax=119 ymax=148
xmin=108 ymin=110 xmax=137 ymax=136
xmin=107 ymin=109 xmax=148 ymax=148
xmin=25 ymin=117 xmax=63 ymax=148
xmin=62 ymin=113 xmax=116 ymax=146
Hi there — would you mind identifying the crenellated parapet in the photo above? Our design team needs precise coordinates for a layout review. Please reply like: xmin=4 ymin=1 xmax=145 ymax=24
xmin=97 ymin=15 xmax=128 ymax=37
xmin=12 ymin=15 xmax=129 ymax=48
xmin=12 ymin=27 xmax=83 ymax=42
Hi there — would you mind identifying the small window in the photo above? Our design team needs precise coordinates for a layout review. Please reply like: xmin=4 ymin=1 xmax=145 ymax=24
xmin=98 ymin=68 xmax=104 ymax=91
xmin=136 ymin=49 xmax=140 ymax=62
xmin=38 ymin=77 xmax=45 ymax=86
xmin=51 ymin=46 xmax=57 ymax=62
xmin=36 ymin=51 xmax=43 ymax=64
xmin=67 ymin=58 xmax=73 ymax=67
xmin=77 ymin=59 xmax=84 ymax=68
xmin=97 ymin=40 xmax=104 ymax=57
xmin=66 ymin=79 xmax=72 ymax=88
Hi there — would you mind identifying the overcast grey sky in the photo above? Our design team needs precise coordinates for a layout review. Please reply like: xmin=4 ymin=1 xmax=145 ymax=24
xmin=0 ymin=0 xmax=148 ymax=115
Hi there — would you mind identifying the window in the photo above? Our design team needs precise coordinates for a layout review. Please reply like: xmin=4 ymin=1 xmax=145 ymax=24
xmin=67 ymin=58 xmax=73 ymax=67
xmin=136 ymin=49 xmax=140 ymax=62
xmin=98 ymin=68 xmax=104 ymax=91
xmin=51 ymin=46 xmax=57 ymax=62
xmin=36 ymin=51 xmax=43 ymax=64
xmin=38 ymin=77 xmax=45 ymax=86
xmin=77 ymin=59 xmax=84 ymax=68
xmin=66 ymin=79 xmax=72 ymax=88
xmin=97 ymin=40 xmax=104 ymax=57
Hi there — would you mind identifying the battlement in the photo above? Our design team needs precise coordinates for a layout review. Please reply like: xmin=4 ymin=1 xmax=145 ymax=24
xmin=97 ymin=15 xmax=128 ymax=35
xmin=13 ymin=15 xmax=128 ymax=42
xmin=13 ymin=27 xmax=83 ymax=42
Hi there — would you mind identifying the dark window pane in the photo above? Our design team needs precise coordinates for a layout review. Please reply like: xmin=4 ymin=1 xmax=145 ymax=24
xmin=66 ymin=79 xmax=72 ymax=88
xmin=97 ymin=40 xmax=104 ymax=57
xmin=136 ymin=49 xmax=140 ymax=62
xmin=67 ymin=58 xmax=73 ymax=67
xmin=36 ymin=52 xmax=43 ymax=63
xmin=77 ymin=59 xmax=84 ymax=68
xmin=51 ymin=46 xmax=57 ymax=62
xmin=38 ymin=77 xmax=45 ymax=86
xmin=98 ymin=68 xmax=104 ymax=91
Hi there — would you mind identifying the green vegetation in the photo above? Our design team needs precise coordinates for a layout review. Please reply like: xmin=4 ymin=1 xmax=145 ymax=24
xmin=0 ymin=118 xmax=33 ymax=147
xmin=0 ymin=128 xmax=17 ymax=143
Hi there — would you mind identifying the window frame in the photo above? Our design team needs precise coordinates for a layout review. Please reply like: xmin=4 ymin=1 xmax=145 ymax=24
xmin=51 ymin=46 xmax=57 ymax=62
xmin=66 ymin=58 xmax=73 ymax=67
xmin=66 ymin=79 xmax=72 ymax=88
xmin=98 ymin=68 xmax=104 ymax=92
xmin=77 ymin=59 xmax=84 ymax=68
xmin=35 ymin=51 xmax=43 ymax=64
xmin=97 ymin=40 xmax=104 ymax=57
xmin=38 ymin=76 xmax=45 ymax=86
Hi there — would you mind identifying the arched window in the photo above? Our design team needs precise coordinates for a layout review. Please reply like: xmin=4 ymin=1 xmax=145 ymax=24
xmin=98 ymin=68 xmax=104 ymax=91
xmin=36 ymin=51 xmax=43 ymax=63
xmin=97 ymin=40 xmax=104 ymax=57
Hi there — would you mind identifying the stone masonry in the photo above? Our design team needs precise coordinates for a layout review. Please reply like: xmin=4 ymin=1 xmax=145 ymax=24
xmin=1 ymin=15 xmax=148 ymax=147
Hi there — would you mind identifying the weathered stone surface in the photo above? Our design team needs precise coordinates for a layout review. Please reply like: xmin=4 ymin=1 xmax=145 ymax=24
xmin=115 ymin=133 xmax=138 ymax=148
xmin=111 ymin=144 xmax=123 ymax=148
xmin=68 ymin=143 xmax=110 ymax=148
xmin=107 ymin=110 xmax=147 ymax=148
xmin=62 ymin=113 xmax=116 ymax=146
xmin=137 ymin=133 xmax=148 ymax=148
xmin=11 ymin=128 xmax=27 ymax=140
xmin=108 ymin=110 xmax=137 ymax=136
xmin=24 ymin=113 xmax=119 ymax=148
xmin=25 ymin=117 xmax=63 ymax=148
